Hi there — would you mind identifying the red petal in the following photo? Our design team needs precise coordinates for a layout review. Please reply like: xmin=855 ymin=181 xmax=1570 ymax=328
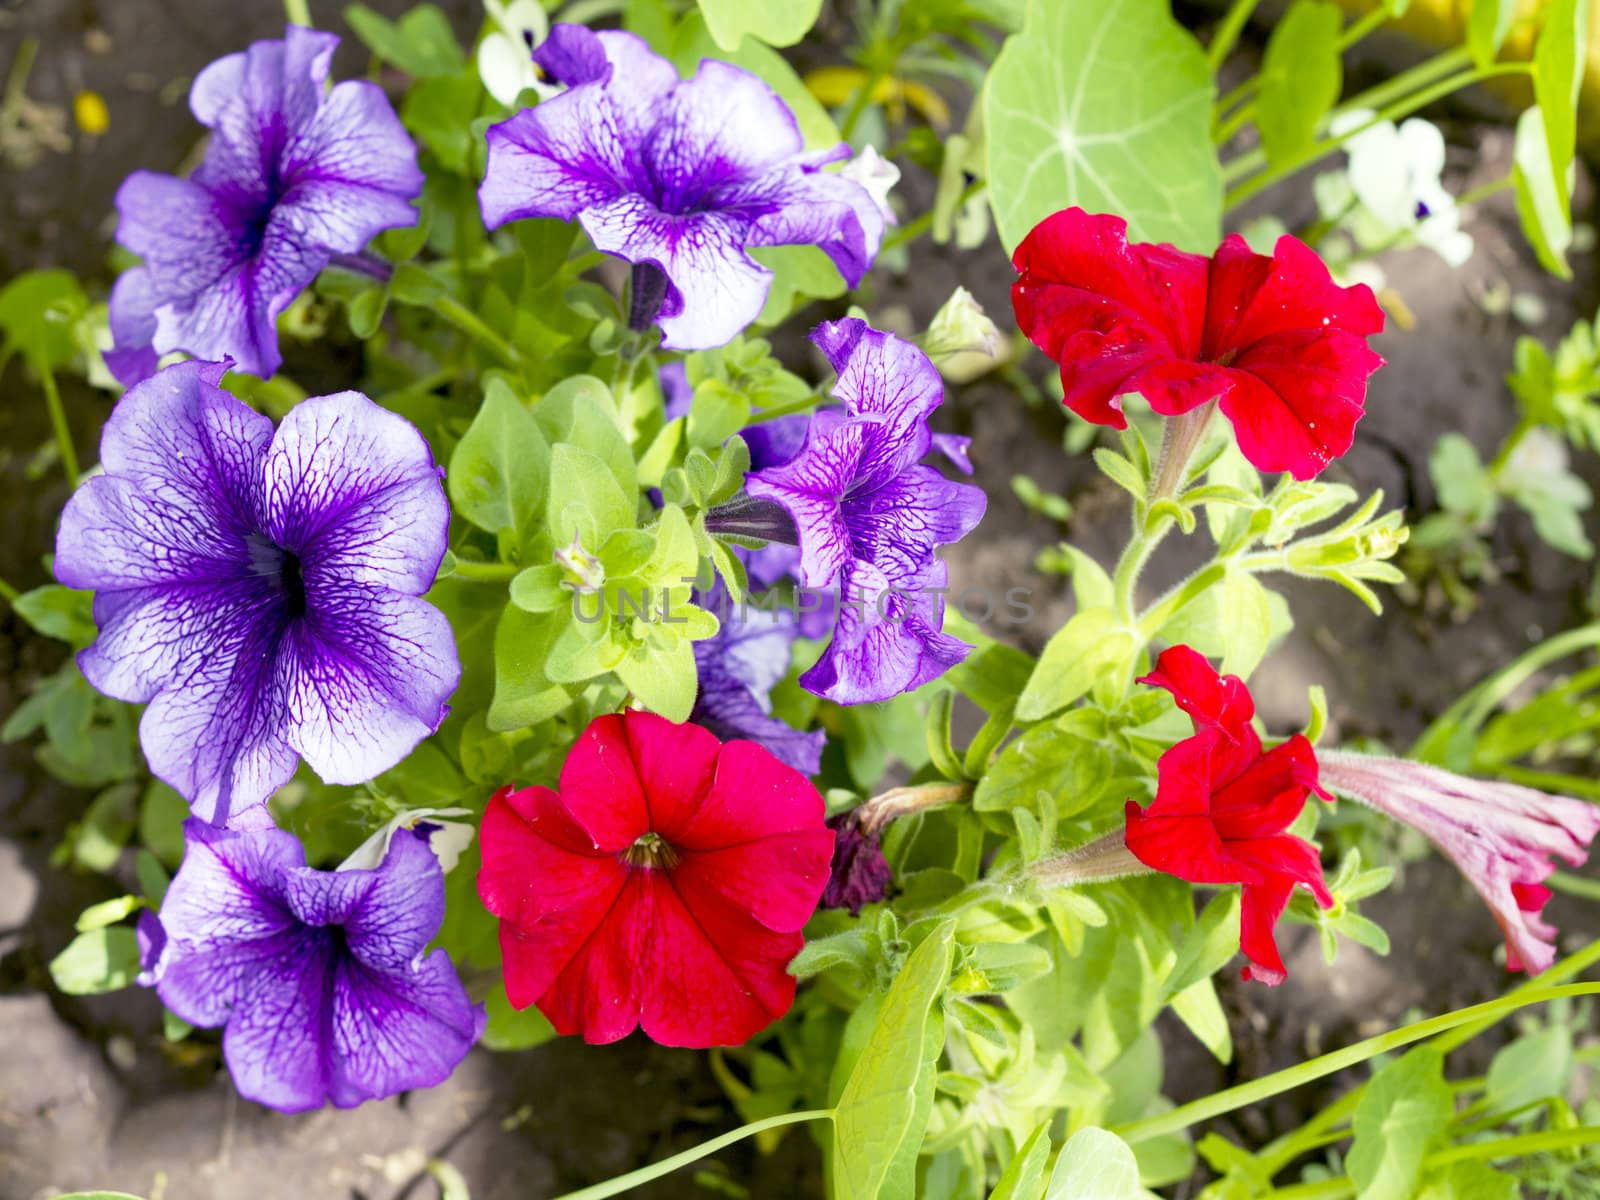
xmin=1229 ymin=833 xmax=1334 ymax=908
xmin=1211 ymin=735 xmax=1322 ymax=840
xmin=1217 ymin=330 xmax=1384 ymax=479
xmin=556 ymin=713 xmax=649 ymax=850
xmin=1201 ymin=234 xmax=1385 ymax=480
xmin=1125 ymin=735 xmax=1269 ymax=888
xmin=532 ymin=870 xmax=653 ymax=1043
xmin=1204 ymin=234 xmax=1384 ymax=354
xmin=672 ymin=740 xmax=828 ymax=852
xmin=674 ymin=825 xmax=836 ymax=933
xmin=1238 ymin=878 xmax=1294 ymax=986
xmin=1137 ymin=645 xmax=1255 ymax=735
xmin=617 ymin=710 xmax=722 ymax=841
xmin=1122 ymin=357 xmax=1238 ymax=418
xmin=1012 ymin=208 xmax=1210 ymax=429
xmin=478 ymin=786 xmax=629 ymax=1010
xmin=642 ymin=868 xmax=802 ymax=1047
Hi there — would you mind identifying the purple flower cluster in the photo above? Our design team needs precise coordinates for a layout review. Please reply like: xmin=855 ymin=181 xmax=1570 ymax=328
xmin=142 ymin=815 xmax=482 ymax=1112
xmin=108 ymin=26 xmax=422 ymax=382
xmin=478 ymin=24 xmax=883 ymax=349
xmin=741 ymin=319 xmax=987 ymax=705
xmin=55 ymin=361 xmax=459 ymax=825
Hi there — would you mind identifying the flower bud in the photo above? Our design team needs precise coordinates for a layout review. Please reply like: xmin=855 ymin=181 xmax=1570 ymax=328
xmin=924 ymin=287 xmax=1005 ymax=384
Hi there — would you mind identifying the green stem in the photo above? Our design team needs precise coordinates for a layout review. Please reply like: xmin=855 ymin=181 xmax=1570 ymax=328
xmin=433 ymin=295 xmax=522 ymax=370
xmin=283 ymin=0 xmax=312 ymax=26
xmin=1454 ymin=177 xmax=1515 ymax=208
xmin=1114 ymin=983 xmax=1600 ymax=1146
xmin=1135 ymin=563 xmax=1227 ymax=641
xmin=1337 ymin=5 xmax=1391 ymax=49
xmin=34 ymin=356 xmax=79 ymax=487
xmin=451 ymin=558 xmax=519 ymax=583
xmin=0 ymin=576 xmax=19 ymax=604
xmin=550 ymin=1110 xmax=834 ymax=1200
xmin=1112 ymin=518 xmax=1172 ymax=627
xmin=882 ymin=180 xmax=987 ymax=254
xmin=747 ymin=383 xmax=830 ymax=425
xmin=839 ymin=69 xmax=886 ymax=142
xmin=1207 ymin=0 xmax=1262 ymax=72
xmin=1225 ymin=62 xmax=1532 ymax=210
xmin=1487 ymin=417 xmax=1534 ymax=477
xmin=1213 ymin=100 xmax=1258 ymax=148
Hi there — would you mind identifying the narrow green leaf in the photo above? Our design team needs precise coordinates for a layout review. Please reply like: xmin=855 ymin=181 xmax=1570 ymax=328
xmin=1256 ymin=2 xmax=1344 ymax=165
xmin=1467 ymin=0 xmax=1518 ymax=67
xmin=830 ymin=922 xmax=956 ymax=1200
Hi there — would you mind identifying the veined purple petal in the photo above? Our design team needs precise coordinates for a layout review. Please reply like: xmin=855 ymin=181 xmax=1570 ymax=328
xmin=742 ymin=412 xmax=813 ymax=471
xmin=259 ymin=390 xmax=448 ymax=594
xmin=104 ymin=268 xmax=162 ymax=387
xmin=746 ymin=419 xmax=867 ymax=589
xmin=582 ymin=197 xmax=772 ymax=350
xmin=279 ymin=584 xmax=457 ymax=787
xmin=151 ymin=819 xmax=481 ymax=1113
xmin=56 ymin=362 xmax=460 ymax=821
xmin=800 ymin=558 xmax=972 ymax=705
xmin=841 ymin=463 xmax=987 ymax=586
xmin=730 ymin=166 xmax=883 ymax=290
xmin=660 ymin=360 xmax=693 ymax=422
xmin=532 ymin=23 xmax=611 ymax=87
xmin=930 ymin=433 xmax=974 ymax=475
xmin=813 ymin=317 xmax=942 ymax=484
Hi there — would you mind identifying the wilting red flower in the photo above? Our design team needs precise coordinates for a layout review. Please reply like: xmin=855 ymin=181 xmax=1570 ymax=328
xmin=1125 ymin=646 xmax=1333 ymax=985
xmin=1012 ymin=208 xmax=1385 ymax=480
xmin=1319 ymin=750 xmax=1600 ymax=974
xmin=478 ymin=711 xmax=835 ymax=1047
xmin=820 ymin=813 xmax=893 ymax=915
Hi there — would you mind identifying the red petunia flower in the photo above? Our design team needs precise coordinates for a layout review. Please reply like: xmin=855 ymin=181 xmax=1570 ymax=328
xmin=1012 ymin=208 xmax=1385 ymax=480
xmin=478 ymin=711 xmax=835 ymax=1047
xmin=1124 ymin=646 xmax=1333 ymax=985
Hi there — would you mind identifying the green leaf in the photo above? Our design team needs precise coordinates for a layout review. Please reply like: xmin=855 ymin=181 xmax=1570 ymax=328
xmin=1015 ymin=607 xmax=1134 ymax=722
xmin=1158 ymin=570 xmax=1278 ymax=679
xmin=751 ymin=245 xmax=848 ymax=326
xmin=13 ymin=584 xmax=95 ymax=647
xmin=1417 ymin=1161 xmax=1519 ymax=1200
xmin=1482 ymin=1026 xmax=1572 ymax=1120
xmin=50 ymin=927 xmax=141 ymax=995
xmin=75 ymin=895 xmax=142 ymax=932
xmin=695 ymin=0 xmax=822 ymax=49
xmin=830 ymin=922 xmax=956 ymax=1200
xmin=0 ymin=268 xmax=88 ymax=368
xmin=987 ymin=1124 xmax=1052 ymax=1200
xmin=448 ymin=381 xmax=551 ymax=549
xmin=547 ymin=443 xmax=637 ymax=549
xmin=973 ymin=715 xmax=1114 ymax=818
xmin=343 ymin=4 xmax=466 ymax=77
xmin=1468 ymin=0 xmax=1518 ymax=67
xmin=1531 ymin=0 xmax=1589 ymax=218
xmin=1513 ymin=106 xmax=1574 ymax=276
xmin=346 ymin=286 xmax=387 ymax=338
xmin=1044 ymin=1127 xmax=1145 ymax=1199
xmin=1256 ymin=1 xmax=1344 ymax=165
xmin=686 ymin=379 xmax=752 ymax=449
xmin=488 ymin=606 xmax=571 ymax=731
xmin=615 ymin=631 xmax=698 ymax=722
xmin=481 ymin=982 xmax=558 ymax=1051
xmin=138 ymin=781 xmax=188 ymax=867
xmin=984 ymin=0 xmax=1222 ymax=254
xmin=1347 ymin=1048 xmax=1454 ymax=1200
xmin=534 ymin=376 xmax=636 ymax=496
xmin=670 ymin=14 xmax=839 ymax=148
xmin=53 ymin=1193 xmax=148 ymax=1200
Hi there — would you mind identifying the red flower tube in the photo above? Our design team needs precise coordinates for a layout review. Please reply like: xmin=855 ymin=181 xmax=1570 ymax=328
xmin=1012 ymin=208 xmax=1385 ymax=480
xmin=1124 ymin=646 xmax=1333 ymax=985
xmin=478 ymin=711 xmax=835 ymax=1047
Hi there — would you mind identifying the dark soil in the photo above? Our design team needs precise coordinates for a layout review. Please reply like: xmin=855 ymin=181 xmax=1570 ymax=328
xmin=3 ymin=1 xmax=1599 ymax=1198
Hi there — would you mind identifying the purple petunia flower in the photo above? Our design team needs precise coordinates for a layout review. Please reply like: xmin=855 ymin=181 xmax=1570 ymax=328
xmin=734 ymin=319 xmax=986 ymax=705
xmin=54 ymin=360 xmax=459 ymax=825
xmin=106 ymin=26 xmax=423 ymax=383
xmin=478 ymin=24 xmax=883 ymax=351
xmin=691 ymin=582 xmax=825 ymax=775
xmin=142 ymin=816 xmax=483 ymax=1112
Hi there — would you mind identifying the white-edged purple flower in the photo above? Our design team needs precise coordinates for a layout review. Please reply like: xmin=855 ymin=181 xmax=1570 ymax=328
xmin=477 ymin=24 xmax=884 ymax=351
xmin=54 ymin=360 xmax=459 ymax=825
xmin=141 ymin=816 xmax=483 ymax=1113
xmin=726 ymin=319 xmax=986 ymax=705
xmin=106 ymin=26 xmax=423 ymax=383
xmin=692 ymin=582 xmax=825 ymax=774
xmin=1320 ymin=750 xmax=1600 ymax=973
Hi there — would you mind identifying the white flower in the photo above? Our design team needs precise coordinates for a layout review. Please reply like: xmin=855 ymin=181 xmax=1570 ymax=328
xmin=838 ymin=145 xmax=900 ymax=226
xmin=339 ymin=807 xmax=476 ymax=875
xmin=477 ymin=0 xmax=557 ymax=108
xmin=1331 ymin=109 xmax=1473 ymax=268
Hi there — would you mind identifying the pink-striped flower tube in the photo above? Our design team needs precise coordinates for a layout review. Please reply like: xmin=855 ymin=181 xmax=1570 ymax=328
xmin=1318 ymin=750 xmax=1600 ymax=973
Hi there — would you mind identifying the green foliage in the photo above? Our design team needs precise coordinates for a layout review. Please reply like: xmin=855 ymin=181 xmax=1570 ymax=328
xmin=695 ymin=0 xmax=823 ymax=50
xmin=343 ymin=4 xmax=466 ymax=77
xmin=984 ymin=0 xmax=1222 ymax=253
xmin=50 ymin=926 xmax=142 ymax=995
xmin=1255 ymin=1 xmax=1343 ymax=166
xmin=1347 ymin=1049 xmax=1455 ymax=1200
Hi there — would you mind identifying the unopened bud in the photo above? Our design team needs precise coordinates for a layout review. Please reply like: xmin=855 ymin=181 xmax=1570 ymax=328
xmin=924 ymin=287 xmax=1005 ymax=384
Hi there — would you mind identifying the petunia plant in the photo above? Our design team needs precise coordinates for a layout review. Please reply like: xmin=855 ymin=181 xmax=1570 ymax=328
xmin=6 ymin=1 xmax=1600 ymax=1199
